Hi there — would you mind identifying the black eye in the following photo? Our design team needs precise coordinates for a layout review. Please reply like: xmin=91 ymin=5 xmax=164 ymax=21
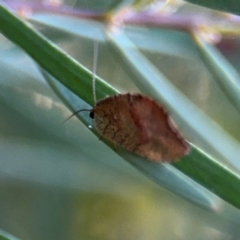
xmin=89 ymin=111 xmax=94 ymax=119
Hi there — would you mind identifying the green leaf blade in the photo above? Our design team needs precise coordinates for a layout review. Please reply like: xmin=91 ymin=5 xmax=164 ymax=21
xmin=0 ymin=4 xmax=115 ymax=106
xmin=184 ymin=0 xmax=240 ymax=16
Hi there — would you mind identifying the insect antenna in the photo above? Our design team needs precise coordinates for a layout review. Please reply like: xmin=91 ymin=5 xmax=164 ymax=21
xmin=63 ymin=109 xmax=91 ymax=124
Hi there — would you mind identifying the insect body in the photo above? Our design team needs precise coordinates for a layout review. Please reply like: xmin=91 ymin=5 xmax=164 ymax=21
xmin=89 ymin=93 xmax=190 ymax=162
xmin=67 ymin=42 xmax=190 ymax=162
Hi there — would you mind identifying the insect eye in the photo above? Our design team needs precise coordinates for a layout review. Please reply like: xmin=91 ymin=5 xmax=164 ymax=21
xmin=89 ymin=111 xmax=94 ymax=119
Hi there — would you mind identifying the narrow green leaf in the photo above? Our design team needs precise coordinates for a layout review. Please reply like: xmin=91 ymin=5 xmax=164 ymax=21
xmin=0 ymin=230 xmax=19 ymax=240
xmin=192 ymin=32 xmax=240 ymax=114
xmin=173 ymin=147 xmax=240 ymax=210
xmin=184 ymin=0 xmax=240 ymax=16
xmin=0 ymin=3 xmax=115 ymax=106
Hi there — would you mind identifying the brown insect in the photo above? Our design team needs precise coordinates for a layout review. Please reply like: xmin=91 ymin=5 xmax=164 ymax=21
xmin=68 ymin=42 xmax=190 ymax=162
xmin=89 ymin=93 xmax=189 ymax=162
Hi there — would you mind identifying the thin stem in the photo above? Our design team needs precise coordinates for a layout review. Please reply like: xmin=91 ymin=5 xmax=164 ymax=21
xmin=92 ymin=41 xmax=98 ymax=104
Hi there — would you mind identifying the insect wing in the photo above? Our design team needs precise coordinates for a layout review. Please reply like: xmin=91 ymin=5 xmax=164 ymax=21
xmin=93 ymin=94 xmax=189 ymax=162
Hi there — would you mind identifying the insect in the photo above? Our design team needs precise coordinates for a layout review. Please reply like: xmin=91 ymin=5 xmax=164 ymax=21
xmin=89 ymin=93 xmax=189 ymax=162
xmin=69 ymin=42 xmax=190 ymax=162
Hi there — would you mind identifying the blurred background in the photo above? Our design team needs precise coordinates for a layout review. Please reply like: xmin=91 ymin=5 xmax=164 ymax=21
xmin=1 ymin=0 xmax=240 ymax=239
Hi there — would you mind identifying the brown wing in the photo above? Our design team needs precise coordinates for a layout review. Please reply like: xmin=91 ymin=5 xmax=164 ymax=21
xmin=129 ymin=94 xmax=190 ymax=162
xmin=92 ymin=93 xmax=189 ymax=162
